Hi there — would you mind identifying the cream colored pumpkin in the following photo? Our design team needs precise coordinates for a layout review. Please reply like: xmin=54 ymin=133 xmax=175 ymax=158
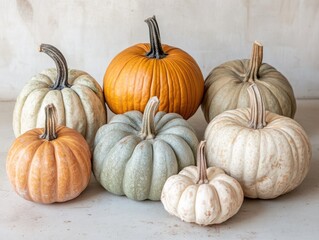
xmin=205 ymin=84 xmax=311 ymax=199
xmin=201 ymin=41 xmax=296 ymax=122
xmin=13 ymin=44 xmax=106 ymax=149
xmin=161 ymin=141 xmax=243 ymax=225
xmin=93 ymin=96 xmax=198 ymax=201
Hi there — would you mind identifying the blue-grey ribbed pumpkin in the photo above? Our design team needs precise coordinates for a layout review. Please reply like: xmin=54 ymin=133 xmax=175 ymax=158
xmin=93 ymin=96 xmax=198 ymax=201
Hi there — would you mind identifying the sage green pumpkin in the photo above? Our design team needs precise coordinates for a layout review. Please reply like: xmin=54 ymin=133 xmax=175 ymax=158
xmin=13 ymin=44 xmax=107 ymax=149
xmin=93 ymin=97 xmax=199 ymax=201
xmin=201 ymin=41 xmax=296 ymax=122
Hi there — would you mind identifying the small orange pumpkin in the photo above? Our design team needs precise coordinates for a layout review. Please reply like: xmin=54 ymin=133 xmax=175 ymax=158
xmin=6 ymin=104 xmax=91 ymax=204
xmin=103 ymin=16 xmax=204 ymax=119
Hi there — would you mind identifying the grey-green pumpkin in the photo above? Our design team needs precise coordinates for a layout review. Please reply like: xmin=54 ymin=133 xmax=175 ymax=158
xmin=13 ymin=44 xmax=107 ymax=149
xmin=201 ymin=41 xmax=296 ymax=122
xmin=93 ymin=96 xmax=199 ymax=201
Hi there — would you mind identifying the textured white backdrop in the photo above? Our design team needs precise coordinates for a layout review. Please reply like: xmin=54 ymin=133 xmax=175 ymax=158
xmin=0 ymin=0 xmax=318 ymax=100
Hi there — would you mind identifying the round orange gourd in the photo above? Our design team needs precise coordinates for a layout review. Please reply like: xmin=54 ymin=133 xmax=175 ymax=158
xmin=6 ymin=104 xmax=91 ymax=204
xmin=103 ymin=16 xmax=204 ymax=119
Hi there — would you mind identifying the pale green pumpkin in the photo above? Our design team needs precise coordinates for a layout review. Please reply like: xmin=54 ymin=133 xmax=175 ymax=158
xmin=201 ymin=41 xmax=296 ymax=122
xmin=93 ymin=97 xmax=199 ymax=201
xmin=13 ymin=44 xmax=107 ymax=149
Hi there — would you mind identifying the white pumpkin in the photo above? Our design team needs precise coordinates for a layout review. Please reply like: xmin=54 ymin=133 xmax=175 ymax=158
xmin=161 ymin=141 xmax=243 ymax=225
xmin=13 ymin=44 xmax=106 ymax=149
xmin=205 ymin=84 xmax=311 ymax=199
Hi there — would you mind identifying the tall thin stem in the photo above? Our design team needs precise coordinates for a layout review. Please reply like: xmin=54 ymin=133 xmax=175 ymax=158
xmin=39 ymin=44 xmax=71 ymax=90
xmin=144 ymin=16 xmax=167 ymax=59
xmin=140 ymin=96 xmax=159 ymax=140
xmin=243 ymin=41 xmax=263 ymax=83
xmin=40 ymin=104 xmax=58 ymax=141
xmin=248 ymin=84 xmax=267 ymax=129
xmin=196 ymin=141 xmax=209 ymax=184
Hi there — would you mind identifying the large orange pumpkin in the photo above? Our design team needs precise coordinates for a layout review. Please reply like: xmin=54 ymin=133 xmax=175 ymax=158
xmin=6 ymin=104 xmax=91 ymax=204
xmin=103 ymin=16 xmax=204 ymax=119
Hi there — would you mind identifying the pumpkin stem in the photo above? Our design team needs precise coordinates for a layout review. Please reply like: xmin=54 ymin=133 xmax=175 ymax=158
xmin=144 ymin=16 xmax=167 ymax=59
xmin=196 ymin=140 xmax=209 ymax=184
xmin=40 ymin=104 xmax=58 ymax=141
xmin=248 ymin=84 xmax=267 ymax=129
xmin=243 ymin=41 xmax=263 ymax=83
xmin=140 ymin=96 xmax=159 ymax=140
xmin=39 ymin=44 xmax=71 ymax=90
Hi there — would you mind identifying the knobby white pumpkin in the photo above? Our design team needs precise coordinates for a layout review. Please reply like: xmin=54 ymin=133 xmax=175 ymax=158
xmin=205 ymin=84 xmax=311 ymax=199
xmin=161 ymin=141 xmax=243 ymax=225
xmin=13 ymin=44 xmax=106 ymax=149
xmin=93 ymin=96 xmax=199 ymax=201
xmin=201 ymin=41 xmax=296 ymax=122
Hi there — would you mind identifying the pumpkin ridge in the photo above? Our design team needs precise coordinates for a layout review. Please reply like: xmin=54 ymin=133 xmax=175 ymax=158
xmin=71 ymin=86 xmax=105 ymax=147
xmin=258 ymin=128 xmax=280 ymax=198
xmin=156 ymin=127 xmax=198 ymax=155
xmin=125 ymin=57 xmax=145 ymax=112
xmin=259 ymin=80 xmax=294 ymax=117
xmin=216 ymin=179 xmax=241 ymax=223
xmin=235 ymin=83 xmax=249 ymax=109
xmin=204 ymin=184 xmax=222 ymax=223
xmin=203 ymin=78 xmax=236 ymax=121
xmin=62 ymin=141 xmax=89 ymax=199
xmin=159 ymin=59 xmax=176 ymax=113
xmin=60 ymin=135 xmax=91 ymax=184
xmin=157 ymin=118 xmax=193 ymax=132
xmin=176 ymin=184 xmax=195 ymax=222
xmin=53 ymin=140 xmax=72 ymax=201
xmin=271 ymin=127 xmax=299 ymax=195
xmin=73 ymin=73 xmax=103 ymax=98
xmin=179 ymin=166 xmax=198 ymax=181
xmin=30 ymin=142 xmax=54 ymax=202
xmin=104 ymin=55 xmax=136 ymax=113
xmin=154 ymin=112 xmax=182 ymax=130
xmin=228 ymin=127 xmax=247 ymax=177
xmin=60 ymin=88 xmax=87 ymax=137
xmin=14 ymin=140 xmax=43 ymax=201
xmin=122 ymin=111 xmax=143 ymax=128
xmin=169 ymin=176 xmax=191 ymax=215
xmin=273 ymin=124 xmax=311 ymax=192
xmin=156 ymin=134 xmax=195 ymax=170
xmin=257 ymin=83 xmax=284 ymax=115
xmin=123 ymin=140 xmax=153 ymax=200
xmin=108 ymin=135 xmax=141 ymax=194
xmin=167 ymin=60 xmax=191 ymax=117
xmin=20 ymin=89 xmax=49 ymax=134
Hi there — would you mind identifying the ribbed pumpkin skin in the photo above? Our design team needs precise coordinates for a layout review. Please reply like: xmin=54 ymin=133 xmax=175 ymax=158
xmin=161 ymin=166 xmax=243 ymax=225
xmin=6 ymin=126 xmax=91 ymax=204
xmin=103 ymin=43 xmax=204 ymax=119
xmin=13 ymin=68 xmax=107 ymax=148
xmin=202 ymin=59 xmax=296 ymax=122
xmin=205 ymin=108 xmax=311 ymax=199
xmin=93 ymin=110 xmax=199 ymax=201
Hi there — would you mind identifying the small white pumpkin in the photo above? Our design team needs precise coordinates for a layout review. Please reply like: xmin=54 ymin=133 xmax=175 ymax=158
xmin=205 ymin=84 xmax=311 ymax=199
xmin=13 ymin=44 xmax=107 ymax=149
xmin=161 ymin=141 xmax=244 ymax=225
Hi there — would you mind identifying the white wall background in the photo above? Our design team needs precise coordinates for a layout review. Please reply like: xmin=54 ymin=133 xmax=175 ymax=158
xmin=0 ymin=0 xmax=318 ymax=101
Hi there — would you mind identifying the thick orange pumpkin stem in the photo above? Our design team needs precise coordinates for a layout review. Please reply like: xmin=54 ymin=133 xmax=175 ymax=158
xmin=243 ymin=41 xmax=263 ymax=83
xmin=140 ymin=96 xmax=159 ymax=139
xmin=39 ymin=44 xmax=71 ymax=90
xmin=248 ymin=84 xmax=267 ymax=129
xmin=196 ymin=140 xmax=209 ymax=184
xmin=40 ymin=104 xmax=58 ymax=141
xmin=145 ymin=16 xmax=167 ymax=59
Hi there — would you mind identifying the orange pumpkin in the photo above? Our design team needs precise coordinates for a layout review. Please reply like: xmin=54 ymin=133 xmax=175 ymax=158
xmin=6 ymin=104 xmax=91 ymax=204
xmin=103 ymin=16 xmax=204 ymax=119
